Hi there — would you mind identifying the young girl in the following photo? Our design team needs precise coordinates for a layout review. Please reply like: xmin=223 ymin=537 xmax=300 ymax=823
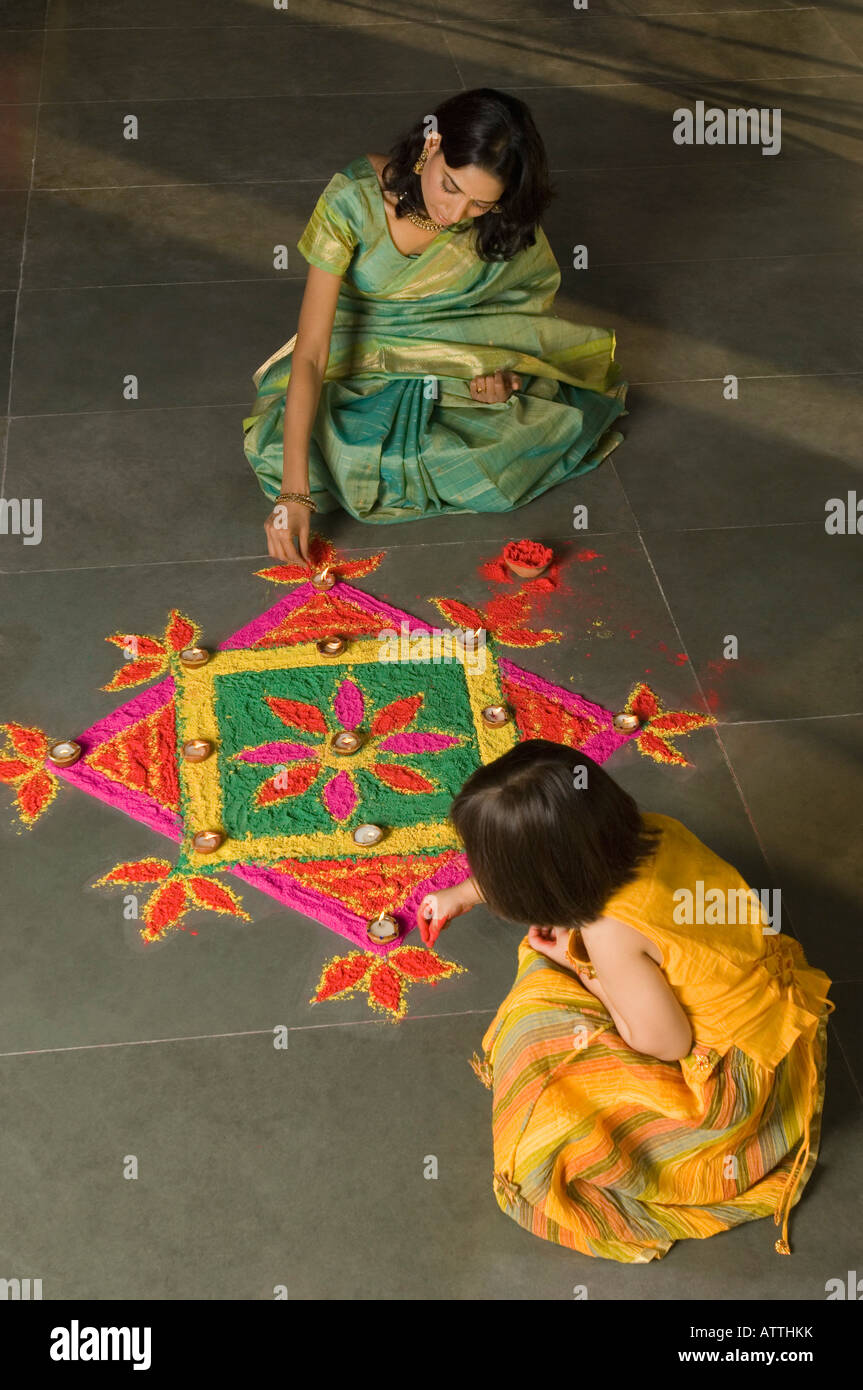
xmin=243 ymin=87 xmax=627 ymax=562
xmin=416 ymin=739 xmax=835 ymax=1264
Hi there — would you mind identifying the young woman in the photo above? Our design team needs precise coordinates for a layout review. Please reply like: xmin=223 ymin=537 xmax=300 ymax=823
xmin=417 ymin=740 xmax=835 ymax=1264
xmin=243 ymin=88 xmax=628 ymax=563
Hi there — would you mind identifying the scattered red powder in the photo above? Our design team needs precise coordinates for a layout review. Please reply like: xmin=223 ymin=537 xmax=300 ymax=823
xmin=657 ymin=641 xmax=688 ymax=667
xmin=479 ymin=557 xmax=511 ymax=582
xmin=575 ymin=550 xmax=601 ymax=562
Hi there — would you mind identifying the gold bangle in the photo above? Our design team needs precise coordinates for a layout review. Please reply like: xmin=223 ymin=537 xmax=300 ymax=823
xmin=566 ymin=928 xmax=597 ymax=978
xmin=275 ymin=491 xmax=317 ymax=512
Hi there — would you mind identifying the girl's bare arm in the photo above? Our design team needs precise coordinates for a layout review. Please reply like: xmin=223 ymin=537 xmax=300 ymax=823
xmin=584 ymin=918 xmax=693 ymax=1062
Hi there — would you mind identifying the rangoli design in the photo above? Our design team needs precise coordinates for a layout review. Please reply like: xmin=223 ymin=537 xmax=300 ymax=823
xmin=1 ymin=559 xmax=716 ymax=1020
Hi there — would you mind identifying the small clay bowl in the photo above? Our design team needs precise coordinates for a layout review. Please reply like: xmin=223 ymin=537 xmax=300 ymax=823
xmin=505 ymin=556 xmax=550 ymax=580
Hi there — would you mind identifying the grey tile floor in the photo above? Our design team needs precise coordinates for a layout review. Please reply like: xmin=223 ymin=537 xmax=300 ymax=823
xmin=1 ymin=0 xmax=861 ymax=1300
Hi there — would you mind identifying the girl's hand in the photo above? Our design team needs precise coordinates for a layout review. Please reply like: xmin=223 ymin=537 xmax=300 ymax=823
xmin=469 ymin=369 xmax=522 ymax=403
xmin=528 ymin=925 xmax=574 ymax=970
xmin=529 ymin=926 xmax=605 ymax=996
xmin=265 ymin=501 xmax=311 ymax=564
xmin=417 ymin=885 xmax=474 ymax=947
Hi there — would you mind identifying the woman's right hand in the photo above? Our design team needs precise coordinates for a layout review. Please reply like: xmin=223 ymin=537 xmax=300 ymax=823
xmin=417 ymin=885 xmax=473 ymax=947
xmin=265 ymin=500 xmax=311 ymax=564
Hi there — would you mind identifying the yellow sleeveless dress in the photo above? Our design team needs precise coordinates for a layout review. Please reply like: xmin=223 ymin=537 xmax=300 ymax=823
xmin=471 ymin=813 xmax=835 ymax=1263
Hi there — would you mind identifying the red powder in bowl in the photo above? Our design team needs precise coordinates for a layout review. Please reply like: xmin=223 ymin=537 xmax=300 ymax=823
xmin=503 ymin=540 xmax=553 ymax=569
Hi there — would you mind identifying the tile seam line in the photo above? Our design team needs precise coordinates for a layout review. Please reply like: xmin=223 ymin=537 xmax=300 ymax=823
xmin=0 ymin=8 xmax=828 ymax=29
xmin=4 ymin=19 xmax=450 ymax=34
xmin=1 ymin=71 xmax=858 ymax=107
xmin=634 ymin=529 xmax=786 ymax=892
xmin=0 ymin=521 xmax=853 ymax=578
xmin=435 ymin=11 xmax=468 ymax=93
xmin=0 ymin=25 xmax=47 ymax=498
xmin=0 ymin=1006 xmax=499 ymax=1058
xmin=3 ymin=368 xmax=860 ymax=424
xmin=0 ymin=521 xmax=846 ymax=577
xmin=1 ymin=992 xmax=859 ymax=1060
xmin=0 ymin=152 xmax=853 ymax=190
xmin=10 ymin=246 xmax=862 ymax=295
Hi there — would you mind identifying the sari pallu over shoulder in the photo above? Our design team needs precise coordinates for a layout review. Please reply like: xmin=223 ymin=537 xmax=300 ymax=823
xmin=250 ymin=167 xmax=624 ymax=399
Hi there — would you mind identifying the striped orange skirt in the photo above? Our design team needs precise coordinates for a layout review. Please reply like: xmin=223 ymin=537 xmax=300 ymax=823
xmin=471 ymin=940 xmax=831 ymax=1263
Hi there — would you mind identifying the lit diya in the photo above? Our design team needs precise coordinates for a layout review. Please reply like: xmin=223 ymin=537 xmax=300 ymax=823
xmin=503 ymin=539 xmax=553 ymax=580
xmin=179 ymin=646 xmax=210 ymax=669
xmin=367 ymin=911 xmax=400 ymax=945
xmin=310 ymin=564 xmax=336 ymax=592
xmin=331 ymin=730 xmax=363 ymax=755
xmin=352 ymin=823 xmax=384 ymax=846
xmin=47 ymin=739 xmax=82 ymax=768
xmin=612 ymin=712 xmax=642 ymax=733
xmin=192 ymin=830 xmax=224 ymax=853
xmin=183 ymin=739 xmax=214 ymax=762
xmin=481 ymin=704 xmax=510 ymax=727
xmin=316 ymin=636 xmax=347 ymax=657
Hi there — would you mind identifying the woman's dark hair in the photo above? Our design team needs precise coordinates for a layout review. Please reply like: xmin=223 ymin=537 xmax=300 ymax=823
xmin=449 ymin=739 xmax=661 ymax=929
xmin=381 ymin=88 xmax=553 ymax=262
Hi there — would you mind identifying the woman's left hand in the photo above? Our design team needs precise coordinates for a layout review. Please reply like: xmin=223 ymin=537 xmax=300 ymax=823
xmin=469 ymin=369 xmax=521 ymax=403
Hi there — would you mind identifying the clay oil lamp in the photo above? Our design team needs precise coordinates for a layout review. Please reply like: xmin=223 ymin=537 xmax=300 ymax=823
xmin=316 ymin=636 xmax=347 ymax=658
xmin=352 ymin=823 xmax=384 ymax=846
xmin=192 ymin=830 xmax=224 ymax=853
xmin=612 ymin=712 xmax=642 ymax=733
xmin=367 ymin=911 xmax=400 ymax=946
xmin=310 ymin=564 xmax=336 ymax=592
xmin=179 ymin=646 xmax=210 ymax=670
xmin=47 ymin=740 xmax=82 ymax=768
xmin=481 ymin=704 xmax=510 ymax=727
xmin=183 ymin=739 xmax=214 ymax=762
xmin=331 ymin=730 xmax=363 ymax=756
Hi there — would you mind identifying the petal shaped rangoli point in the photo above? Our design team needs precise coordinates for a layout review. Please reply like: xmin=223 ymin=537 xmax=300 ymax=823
xmin=321 ymin=770 xmax=358 ymax=821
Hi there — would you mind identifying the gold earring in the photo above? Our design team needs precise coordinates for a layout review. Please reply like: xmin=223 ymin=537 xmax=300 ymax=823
xmin=413 ymin=148 xmax=429 ymax=175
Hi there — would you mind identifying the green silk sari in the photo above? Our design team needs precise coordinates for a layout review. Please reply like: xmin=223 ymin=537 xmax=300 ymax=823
xmin=242 ymin=155 xmax=628 ymax=522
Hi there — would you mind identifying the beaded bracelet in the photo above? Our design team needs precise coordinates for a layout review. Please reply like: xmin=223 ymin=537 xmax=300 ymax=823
xmin=275 ymin=491 xmax=317 ymax=513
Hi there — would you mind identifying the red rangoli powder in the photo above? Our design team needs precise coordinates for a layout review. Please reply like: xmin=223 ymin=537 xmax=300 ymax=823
xmin=479 ymin=557 xmax=511 ymax=583
xmin=502 ymin=540 xmax=553 ymax=569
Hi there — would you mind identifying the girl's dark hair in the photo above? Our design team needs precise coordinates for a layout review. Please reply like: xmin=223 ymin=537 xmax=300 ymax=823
xmin=449 ymin=740 xmax=661 ymax=929
xmin=381 ymin=88 xmax=553 ymax=262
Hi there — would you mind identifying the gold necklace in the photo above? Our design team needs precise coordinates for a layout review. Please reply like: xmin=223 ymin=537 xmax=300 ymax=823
xmin=397 ymin=192 xmax=446 ymax=233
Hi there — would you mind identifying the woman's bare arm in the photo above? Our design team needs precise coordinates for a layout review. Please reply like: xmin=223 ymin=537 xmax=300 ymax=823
xmin=265 ymin=262 xmax=343 ymax=563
